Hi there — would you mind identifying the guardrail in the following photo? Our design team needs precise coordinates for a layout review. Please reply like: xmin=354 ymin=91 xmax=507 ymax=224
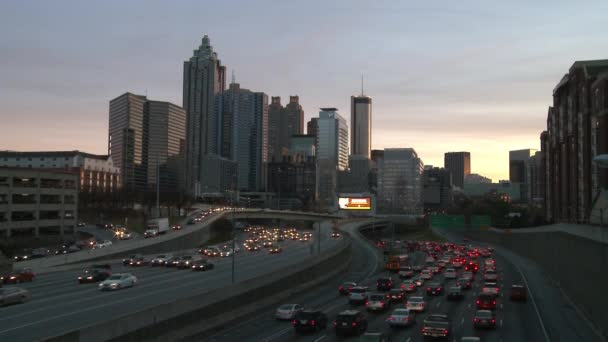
xmin=44 ymin=232 xmax=352 ymax=342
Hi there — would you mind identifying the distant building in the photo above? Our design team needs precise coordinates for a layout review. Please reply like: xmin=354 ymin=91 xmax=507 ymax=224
xmin=378 ymin=148 xmax=424 ymax=214
xmin=464 ymin=173 xmax=492 ymax=184
xmin=183 ymin=35 xmax=227 ymax=197
xmin=307 ymin=117 xmax=319 ymax=138
xmin=527 ymin=151 xmax=544 ymax=205
xmin=444 ymin=152 xmax=470 ymax=189
xmin=509 ymin=150 xmax=536 ymax=203
xmin=268 ymin=96 xmax=305 ymax=161
xmin=289 ymin=135 xmax=316 ymax=159
xmin=0 ymin=168 xmax=78 ymax=239
xmin=422 ymin=167 xmax=453 ymax=212
xmin=464 ymin=180 xmax=521 ymax=202
xmin=350 ymin=94 xmax=372 ymax=158
xmin=199 ymin=154 xmax=237 ymax=194
xmin=0 ymin=151 xmax=120 ymax=193
xmin=338 ymin=155 xmax=372 ymax=193
xmin=315 ymin=108 xmax=348 ymax=208
xmin=266 ymin=156 xmax=316 ymax=209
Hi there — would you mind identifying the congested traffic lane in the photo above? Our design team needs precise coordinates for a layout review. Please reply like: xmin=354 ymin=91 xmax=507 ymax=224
xmin=0 ymin=224 xmax=338 ymax=342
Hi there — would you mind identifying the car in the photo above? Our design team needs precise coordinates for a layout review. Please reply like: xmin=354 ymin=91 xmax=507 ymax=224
xmin=473 ymin=310 xmax=496 ymax=329
xmin=464 ymin=262 xmax=479 ymax=273
xmin=366 ymin=293 xmax=391 ymax=312
xmin=481 ymin=282 xmax=499 ymax=297
xmin=118 ymin=232 xmax=133 ymax=240
xmin=165 ymin=256 xmax=182 ymax=267
xmin=1 ymin=268 xmax=35 ymax=284
xmin=262 ymin=241 xmax=273 ymax=248
xmin=412 ymin=265 xmax=423 ymax=273
xmin=275 ymin=303 xmax=304 ymax=320
xmin=333 ymin=310 xmax=367 ymax=336
xmin=331 ymin=232 xmax=341 ymax=238
xmin=476 ymin=294 xmax=497 ymax=310
xmin=191 ymin=260 xmax=215 ymax=271
xmin=246 ymin=244 xmax=261 ymax=252
xmin=398 ymin=266 xmax=413 ymax=279
xmin=77 ymin=221 xmax=86 ymax=227
xmin=422 ymin=314 xmax=451 ymax=338
xmin=349 ymin=286 xmax=370 ymax=304
xmin=0 ymin=287 xmax=30 ymax=306
xmin=151 ymin=254 xmax=172 ymax=266
xmin=456 ymin=277 xmax=472 ymax=290
xmin=172 ymin=224 xmax=182 ymax=230
xmin=339 ymin=281 xmax=358 ymax=295
xmin=412 ymin=275 xmax=424 ymax=287
xmin=387 ymin=288 xmax=406 ymax=302
xmin=55 ymin=244 xmax=80 ymax=254
xmin=462 ymin=271 xmax=474 ymax=280
xmin=98 ymin=273 xmax=137 ymax=291
xmin=292 ymin=310 xmax=328 ymax=333
xmin=405 ymin=296 xmax=426 ymax=312
xmin=129 ymin=257 xmax=148 ymax=266
xmin=93 ymin=240 xmax=112 ymax=249
xmin=268 ymin=246 xmax=282 ymax=254
xmin=13 ymin=249 xmax=33 ymax=261
xmin=447 ymin=286 xmax=464 ymax=300
xmin=359 ymin=332 xmax=390 ymax=342
xmin=144 ymin=229 xmax=158 ymax=238
xmin=77 ymin=266 xmax=111 ymax=283
xmin=426 ymin=282 xmax=443 ymax=296
xmin=484 ymin=269 xmax=498 ymax=281
xmin=420 ymin=270 xmax=433 ymax=280
xmin=177 ymin=255 xmax=197 ymax=269
xmin=387 ymin=308 xmax=415 ymax=328
xmin=122 ymin=254 xmax=142 ymax=266
xmin=430 ymin=266 xmax=441 ymax=274
xmin=376 ymin=277 xmax=394 ymax=291
xmin=202 ymin=246 xmax=221 ymax=257
xmin=444 ymin=268 xmax=457 ymax=279
xmin=400 ymin=280 xmax=416 ymax=292
xmin=510 ymin=284 xmax=527 ymax=302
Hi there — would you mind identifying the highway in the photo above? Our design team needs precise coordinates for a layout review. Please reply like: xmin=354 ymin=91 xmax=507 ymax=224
xmin=0 ymin=223 xmax=339 ymax=342
xmin=206 ymin=222 xmax=603 ymax=342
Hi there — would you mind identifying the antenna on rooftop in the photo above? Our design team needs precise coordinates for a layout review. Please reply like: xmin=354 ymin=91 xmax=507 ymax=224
xmin=232 ymin=69 xmax=236 ymax=84
xmin=361 ymin=74 xmax=364 ymax=96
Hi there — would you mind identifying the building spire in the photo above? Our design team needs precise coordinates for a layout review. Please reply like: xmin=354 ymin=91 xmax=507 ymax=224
xmin=232 ymin=69 xmax=236 ymax=84
xmin=361 ymin=74 xmax=364 ymax=96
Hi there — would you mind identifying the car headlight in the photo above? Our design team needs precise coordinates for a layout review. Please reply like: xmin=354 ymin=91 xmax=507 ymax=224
xmin=10 ymin=276 xmax=16 ymax=280
xmin=98 ymin=283 xmax=104 ymax=288
xmin=87 ymin=276 xmax=93 ymax=280
xmin=78 ymin=276 xmax=83 ymax=280
xmin=110 ymin=283 xmax=118 ymax=287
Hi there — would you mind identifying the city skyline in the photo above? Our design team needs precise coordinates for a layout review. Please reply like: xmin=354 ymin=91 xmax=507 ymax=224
xmin=2 ymin=1 xmax=608 ymax=182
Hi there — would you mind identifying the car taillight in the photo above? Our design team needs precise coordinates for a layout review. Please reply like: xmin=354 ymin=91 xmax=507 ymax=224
xmin=476 ymin=300 xmax=480 ymax=304
xmin=333 ymin=320 xmax=337 ymax=326
xmin=474 ymin=318 xmax=479 ymax=323
xmin=311 ymin=320 xmax=315 ymax=326
xmin=493 ymin=300 xmax=496 ymax=305
xmin=388 ymin=317 xmax=394 ymax=321
xmin=352 ymin=322 xmax=357 ymax=327
xmin=400 ymin=284 xmax=405 ymax=289
xmin=380 ymin=301 xmax=384 ymax=306
xmin=491 ymin=319 xmax=496 ymax=324
xmin=292 ymin=320 xmax=297 ymax=325
xmin=422 ymin=327 xmax=427 ymax=332
xmin=339 ymin=286 xmax=343 ymax=291
xmin=437 ymin=288 xmax=441 ymax=291
xmin=427 ymin=287 xmax=431 ymax=291
xmin=443 ymin=329 xmax=448 ymax=334
xmin=365 ymin=301 xmax=369 ymax=306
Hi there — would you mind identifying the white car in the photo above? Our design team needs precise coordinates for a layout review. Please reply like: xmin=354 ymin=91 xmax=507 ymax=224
xmin=275 ymin=303 xmax=304 ymax=320
xmin=482 ymin=282 xmax=499 ymax=297
xmin=444 ymin=268 xmax=457 ymax=279
xmin=151 ymin=254 xmax=172 ymax=266
xmin=98 ymin=273 xmax=137 ymax=291
xmin=387 ymin=308 xmax=415 ymax=327
xmin=421 ymin=270 xmax=433 ymax=280
xmin=366 ymin=293 xmax=390 ymax=312
xmin=348 ymin=286 xmax=370 ymax=304
xmin=95 ymin=240 xmax=113 ymax=249
xmin=405 ymin=296 xmax=426 ymax=312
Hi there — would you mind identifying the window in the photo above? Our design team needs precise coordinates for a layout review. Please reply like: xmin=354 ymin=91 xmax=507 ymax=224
xmin=16 ymin=158 xmax=20 ymax=161
xmin=41 ymin=157 xmax=45 ymax=161
xmin=28 ymin=158 xmax=32 ymax=161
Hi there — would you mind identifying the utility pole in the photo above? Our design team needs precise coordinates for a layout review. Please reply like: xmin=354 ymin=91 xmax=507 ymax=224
xmin=231 ymin=185 xmax=236 ymax=284
xmin=156 ymin=155 xmax=160 ymax=218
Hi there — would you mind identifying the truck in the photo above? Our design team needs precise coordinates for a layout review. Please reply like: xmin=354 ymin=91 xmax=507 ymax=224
xmin=385 ymin=254 xmax=409 ymax=273
xmin=146 ymin=218 xmax=169 ymax=236
xmin=422 ymin=314 xmax=451 ymax=338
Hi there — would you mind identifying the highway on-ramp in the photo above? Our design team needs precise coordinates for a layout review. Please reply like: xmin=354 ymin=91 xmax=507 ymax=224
xmin=0 ymin=223 xmax=339 ymax=342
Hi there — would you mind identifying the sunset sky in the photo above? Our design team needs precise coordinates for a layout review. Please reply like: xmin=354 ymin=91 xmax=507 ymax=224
xmin=1 ymin=0 xmax=608 ymax=182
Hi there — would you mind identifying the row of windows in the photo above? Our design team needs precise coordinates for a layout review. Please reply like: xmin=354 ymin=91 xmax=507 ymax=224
xmin=2 ymin=157 xmax=70 ymax=162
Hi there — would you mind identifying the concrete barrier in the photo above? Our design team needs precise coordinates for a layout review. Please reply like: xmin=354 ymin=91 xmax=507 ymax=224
xmin=462 ymin=229 xmax=608 ymax=339
xmin=43 ymin=236 xmax=351 ymax=342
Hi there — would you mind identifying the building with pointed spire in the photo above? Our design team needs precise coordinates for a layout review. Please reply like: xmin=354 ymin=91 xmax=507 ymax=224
xmin=350 ymin=78 xmax=372 ymax=159
xmin=183 ymin=35 xmax=227 ymax=197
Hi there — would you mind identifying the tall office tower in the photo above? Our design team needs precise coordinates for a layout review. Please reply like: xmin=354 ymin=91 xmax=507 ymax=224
xmin=378 ymin=148 xmax=424 ymax=214
xmin=221 ymin=82 xmax=268 ymax=191
xmin=350 ymin=94 xmax=372 ymax=158
xmin=285 ymin=95 xmax=304 ymax=143
xmin=268 ymin=96 xmax=305 ymax=162
xmin=183 ymin=35 xmax=226 ymax=197
xmin=109 ymin=93 xmax=186 ymax=192
xmin=268 ymin=96 xmax=283 ymax=161
xmin=422 ymin=167 xmax=453 ymax=212
xmin=307 ymin=117 xmax=319 ymax=138
xmin=509 ymin=149 xmax=537 ymax=202
xmin=315 ymin=108 xmax=348 ymax=208
xmin=108 ymin=92 xmax=147 ymax=190
xmin=444 ymin=152 xmax=471 ymax=189
xmin=144 ymin=101 xmax=186 ymax=193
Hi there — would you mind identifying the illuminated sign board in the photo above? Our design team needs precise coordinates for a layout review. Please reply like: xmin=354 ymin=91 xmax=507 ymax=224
xmin=338 ymin=197 xmax=371 ymax=210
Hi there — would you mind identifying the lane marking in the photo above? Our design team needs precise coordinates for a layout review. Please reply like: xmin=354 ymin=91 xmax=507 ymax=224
xmin=406 ymin=338 xmax=411 ymax=342
xmin=436 ymin=301 xmax=441 ymax=308
xmin=313 ymin=335 xmax=326 ymax=342
xmin=514 ymin=263 xmax=550 ymax=342
xmin=259 ymin=327 xmax=291 ymax=342
xmin=467 ymin=303 xmax=471 ymax=309
xmin=460 ymin=317 xmax=464 ymax=326
xmin=500 ymin=319 xmax=503 ymax=327
xmin=500 ymin=303 xmax=503 ymax=310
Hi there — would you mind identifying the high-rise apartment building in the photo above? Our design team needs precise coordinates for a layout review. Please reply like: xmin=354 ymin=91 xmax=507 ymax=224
xmin=444 ymin=152 xmax=471 ymax=189
xmin=378 ymin=148 xmax=424 ymax=214
xmin=221 ymin=82 xmax=268 ymax=191
xmin=350 ymin=95 xmax=372 ymax=158
xmin=541 ymin=59 xmax=608 ymax=223
xmin=422 ymin=167 xmax=453 ymax=212
xmin=109 ymin=93 xmax=186 ymax=193
xmin=183 ymin=35 xmax=226 ymax=197
xmin=315 ymin=108 xmax=348 ymax=208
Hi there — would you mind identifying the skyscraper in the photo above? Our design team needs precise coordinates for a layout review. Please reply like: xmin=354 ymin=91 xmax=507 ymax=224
xmin=183 ymin=35 xmax=226 ymax=197
xmin=315 ymin=108 xmax=348 ymax=208
xmin=509 ymin=149 xmax=536 ymax=202
xmin=268 ymin=96 xmax=304 ymax=161
xmin=350 ymin=94 xmax=372 ymax=158
xmin=109 ymin=92 xmax=147 ymax=190
xmin=268 ymin=96 xmax=283 ymax=161
xmin=444 ymin=152 xmax=471 ymax=189
xmin=221 ymin=82 xmax=268 ymax=191
xmin=379 ymin=148 xmax=424 ymax=214
xmin=307 ymin=117 xmax=319 ymax=138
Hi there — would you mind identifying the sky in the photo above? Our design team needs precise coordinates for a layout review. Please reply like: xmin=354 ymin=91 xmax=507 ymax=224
xmin=1 ymin=0 xmax=608 ymax=182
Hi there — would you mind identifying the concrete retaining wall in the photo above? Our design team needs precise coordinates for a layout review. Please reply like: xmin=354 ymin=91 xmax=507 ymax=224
xmin=44 ymin=237 xmax=351 ymax=342
xmin=466 ymin=229 xmax=608 ymax=338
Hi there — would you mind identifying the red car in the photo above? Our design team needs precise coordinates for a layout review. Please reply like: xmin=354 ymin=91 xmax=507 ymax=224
xmin=1 ymin=268 xmax=36 ymax=284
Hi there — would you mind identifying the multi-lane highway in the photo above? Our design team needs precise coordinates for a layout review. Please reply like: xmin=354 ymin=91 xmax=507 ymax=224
xmin=205 ymin=222 xmax=603 ymax=342
xmin=0 ymin=223 xmax=339 ymax=342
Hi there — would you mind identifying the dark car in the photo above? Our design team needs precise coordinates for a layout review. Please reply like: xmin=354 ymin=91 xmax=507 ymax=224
xmin=339 ymin=281 xmax=357 ymax=295
xmin=1 ymin=268 xmax=36 ymax=284
xmin=473 ymin=310 xmax=496 ymax=329
xmin=129 ymin=257 xmax=148 ymax=267
xmin=122 ymin=254 xmax=143 ymax=266
xmin=426 ymin=282 xmax=443 ymax=296
xmin=177 ymin=255 xmax=197 ymax=269
xmin=333 ymin=310 xmax=367 ymax=336
xmin=191 ymin=260 xmax=215 ymax=271
xmin=456 ymin=278 xmax=472 ymax=290
xmin=388 ymin=288 xmax=406 ymax=303
xmin=412 ymin=265 xmax=424 ymax=273
xmin=376 ymin=277 xmax=394 ymax=291
xmin=165 ymin=256 xmax=182 ymax=267
xmin=447 ymin=286 xmax=464 ymax=301
xmin=476 ymin=294 xmax=497 ymax=310
xmin=509 ymin=285 xmax=527 ymax=302
xmin=77 ymin=266 xmax=111 ymax=284
xmin=292 ymin=310 xmax=328 ymax=333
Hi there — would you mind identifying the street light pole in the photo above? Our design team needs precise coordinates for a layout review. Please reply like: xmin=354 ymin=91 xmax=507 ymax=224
xmin=156 ymin=155 xmax=160 ymax=218
xmin=231 ymin=186 xmax=236 ymax=284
